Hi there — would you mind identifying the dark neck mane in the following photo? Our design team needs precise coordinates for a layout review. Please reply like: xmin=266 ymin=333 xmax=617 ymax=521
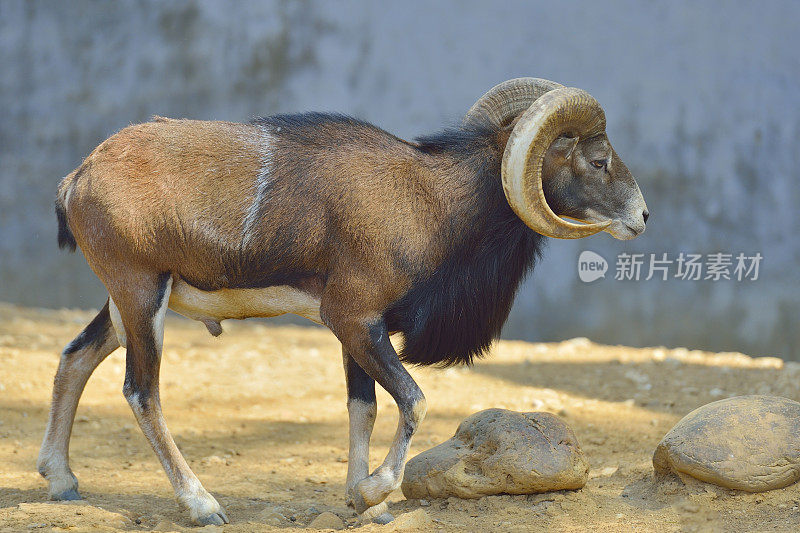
xmin=385 ymin=125 xmax=546 ymax=366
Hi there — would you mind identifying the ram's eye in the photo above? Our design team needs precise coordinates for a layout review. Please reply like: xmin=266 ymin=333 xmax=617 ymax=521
xmin=591 ymin=160 xmax=606 ymax=169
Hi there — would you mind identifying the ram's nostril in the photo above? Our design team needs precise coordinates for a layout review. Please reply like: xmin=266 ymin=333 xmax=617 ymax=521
xmin=642 ymin=210 xmax=650 ymax=224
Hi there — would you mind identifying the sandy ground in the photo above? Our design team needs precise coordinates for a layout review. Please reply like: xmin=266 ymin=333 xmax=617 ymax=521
xmin=2 ymin=302 xmax=799 ymax=532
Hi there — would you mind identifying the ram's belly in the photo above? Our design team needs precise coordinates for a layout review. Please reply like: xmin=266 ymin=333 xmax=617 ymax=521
xmin=168 ymin=278 xmax=323 ymax=329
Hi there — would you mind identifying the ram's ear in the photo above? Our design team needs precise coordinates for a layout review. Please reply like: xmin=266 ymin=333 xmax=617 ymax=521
xmin=549 ymin=135 xmax=579 ymax=160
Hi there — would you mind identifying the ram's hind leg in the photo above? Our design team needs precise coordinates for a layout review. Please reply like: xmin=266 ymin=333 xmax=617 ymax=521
xmin=38 ymin=301 xmax=120 ymax=500
xmin=111 ymin=273 xmax=228 ymax=526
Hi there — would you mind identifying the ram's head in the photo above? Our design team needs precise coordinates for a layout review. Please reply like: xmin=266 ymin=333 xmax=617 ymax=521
xmin=466 ymin=78 xmax=648 ymax=240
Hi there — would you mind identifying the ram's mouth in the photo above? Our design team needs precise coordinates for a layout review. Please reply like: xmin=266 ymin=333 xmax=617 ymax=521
xmin=607 ymin=220 xmax=645 ymax=240
xmin=571 ymin=209 xmax=645 ymax=241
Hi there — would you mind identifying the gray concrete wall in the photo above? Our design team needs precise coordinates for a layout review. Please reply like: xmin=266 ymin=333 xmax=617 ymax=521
xmin=1 ymin=0 xmax=797 ymax=358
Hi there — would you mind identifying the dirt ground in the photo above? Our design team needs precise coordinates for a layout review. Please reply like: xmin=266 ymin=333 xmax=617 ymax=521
xmin=2 ymin=302 xmax=799 ymax=532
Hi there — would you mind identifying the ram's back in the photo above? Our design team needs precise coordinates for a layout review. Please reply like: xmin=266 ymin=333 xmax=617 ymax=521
xmin=59 ymin=115 xmax=447 ymax=292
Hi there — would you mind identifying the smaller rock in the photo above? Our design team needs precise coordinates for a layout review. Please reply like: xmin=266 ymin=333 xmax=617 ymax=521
xmin=308 ymin=511 xmax=344 ymax=529
xmin=589 ymin=466 xmax=618 ymax=479
xmin=257 ymin=509 xmax=288 ymax=526
xmin=153 ymin=518 xmax=183 ymax=532
xmin=301 ymin=506 xmax=321 ymax=520
xmin=390 ymin=509 xmax=434 ymax=532
xmin=199 ymin=455 xmax=228 ymax=466
xmin=17 ymin=503 xmax=128 ymax=529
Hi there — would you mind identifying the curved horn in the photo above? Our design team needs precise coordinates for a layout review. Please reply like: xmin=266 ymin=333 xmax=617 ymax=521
xmin=501 ymin=87 xmax=612 ymax=239
xmin=463 ymin=77 xmax=564 ymax=128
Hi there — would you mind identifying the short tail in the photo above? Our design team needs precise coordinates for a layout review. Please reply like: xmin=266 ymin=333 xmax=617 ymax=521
xmin=55 ymin=183 xmax=77 ymax=252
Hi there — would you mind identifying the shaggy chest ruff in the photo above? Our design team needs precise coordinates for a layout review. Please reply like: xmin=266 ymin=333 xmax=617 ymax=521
xmin=385 ymin=212 xmax=544 ymax=366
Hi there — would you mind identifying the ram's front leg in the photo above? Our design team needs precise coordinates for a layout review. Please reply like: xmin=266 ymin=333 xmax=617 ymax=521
xmin=346 ymin=323 xmax=426 ymax=518
xmin=343 ymin=349 xmax=395 ymax=522
xmin=325 ymin=293 xmax=426 ymax=521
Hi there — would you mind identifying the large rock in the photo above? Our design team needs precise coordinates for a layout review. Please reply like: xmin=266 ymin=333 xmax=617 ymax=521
xmin=653 ymin=395 xmax=800 ymax=491
xmin=401 ymin=408 xmax=589 ymax=499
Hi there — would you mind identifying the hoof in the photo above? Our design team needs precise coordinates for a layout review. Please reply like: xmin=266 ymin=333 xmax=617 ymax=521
xmin=353 ymin=470 xmax=396 ymax=510
xmin=51 ymin=488 xmax=82 ymax=501
xmin=183 ymin=488 xmax=229 ymax=526
xmin=358 ymin=501 xmax=390 ymax=523
xmin=42 ymin=469 xmax=80 ymax=502
xmin=197 ymin=511 xmax=229 ymax=526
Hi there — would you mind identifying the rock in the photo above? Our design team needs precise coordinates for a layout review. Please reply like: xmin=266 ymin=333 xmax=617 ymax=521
xmin=390 ymin=509 xmax=434 ymax=531
xmin=402 ymin=408 xmax=589 ymax=499
xmin=299 ymin=506 xmax=321 ymax=521
xmin=256 ymin=508 xmax=288 ymax=526
xmin=653 ymin=395 xmax=800 ymax=491
xmin=308 ymin=511 xmax=344 ymax=529
xmin=153 ymin=518 xmax=184 ymax=532
xmin=15 ymin=503 xmax=129 ymax=530
xmin=200 ymin=454 xmax=231 ymax=466
xmin=589 ymin=466 xmax=618 ymax=479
